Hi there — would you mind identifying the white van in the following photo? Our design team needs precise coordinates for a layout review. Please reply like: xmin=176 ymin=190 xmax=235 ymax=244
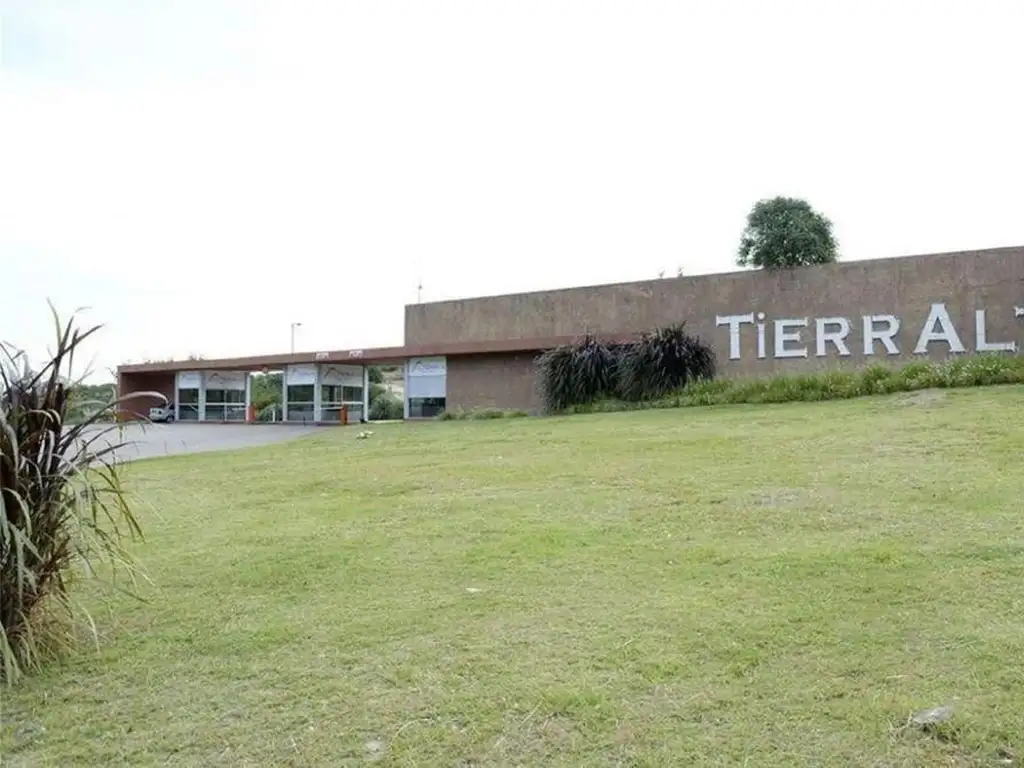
xmin=148 ymin=404 xmax=175 ymax=423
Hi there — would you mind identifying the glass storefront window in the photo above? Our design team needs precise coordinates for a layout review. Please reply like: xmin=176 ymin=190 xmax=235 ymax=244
xmin=321 ymin=384 xmax=342 ymax=404
xmin=409 ymin=397 xmax=446 ymax=418
xmin=322 ymin=384 xmax=363 ymax=404
xmin=223 ymin=404 xmax=246 ymax=421
xmin=286 ymin=384 xmax=314 ymax=403
xmin=178 ymin=404 xmax=200 ymax=421
xmin=202 ymin=386 xmax=247 ymax=421
xmin=321 ymin=405 xmax=363 ymax=422
xmin=177 ymin=388 xmax=199 ymax=421
xmin=205 ymin=388 xmax=245 ymax=404
xmin=286 ymin=383 xmax=315 ymax=422
xmin=287 ymin=405 xmax=315 ymax=421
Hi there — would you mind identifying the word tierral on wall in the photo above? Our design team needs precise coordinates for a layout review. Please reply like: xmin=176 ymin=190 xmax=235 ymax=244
xmin=715 ymin=303 xmax=1020 ymax=361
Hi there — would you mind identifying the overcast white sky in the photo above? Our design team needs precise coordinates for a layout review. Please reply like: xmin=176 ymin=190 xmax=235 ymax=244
xmin=2 ymin=0 xmax=1023 ymax=382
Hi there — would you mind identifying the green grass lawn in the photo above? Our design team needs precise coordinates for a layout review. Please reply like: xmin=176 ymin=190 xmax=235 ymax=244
xmin=4 ymin=386 xmax=1024 ymax=766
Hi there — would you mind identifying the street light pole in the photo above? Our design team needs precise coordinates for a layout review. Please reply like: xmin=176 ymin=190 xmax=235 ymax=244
xmin=290 ymin=322 xmax=303 ymax=353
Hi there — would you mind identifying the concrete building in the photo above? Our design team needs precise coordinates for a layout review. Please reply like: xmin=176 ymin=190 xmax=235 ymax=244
xmin=117 ymin=245 xmax=1024 ymax=421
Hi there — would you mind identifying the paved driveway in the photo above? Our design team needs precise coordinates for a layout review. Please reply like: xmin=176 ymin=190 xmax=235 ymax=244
xmin=74 ymin=423 xmax=322 ymax=462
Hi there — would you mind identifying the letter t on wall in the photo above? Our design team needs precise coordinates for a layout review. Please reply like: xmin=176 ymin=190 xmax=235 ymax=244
xmin=716 ymin=314 xmax=755 ymax=360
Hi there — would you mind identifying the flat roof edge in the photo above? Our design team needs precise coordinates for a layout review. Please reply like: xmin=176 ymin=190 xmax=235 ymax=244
xmin=117 ymin=334 xmax=632 ymax=375
xmin=403 ymin=243 xmax=1024 ymax=310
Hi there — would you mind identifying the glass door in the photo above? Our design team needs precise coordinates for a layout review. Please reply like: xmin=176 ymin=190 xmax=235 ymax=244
xmin=286 ymin=384 xmax=315 ymax=422
xmin=321 ymin=382 xmax=364 ymax=423
xmin=177 ymin=388 xmax=199 ymax=420
xmin=204 ymin=389 xmax=247 ymax=421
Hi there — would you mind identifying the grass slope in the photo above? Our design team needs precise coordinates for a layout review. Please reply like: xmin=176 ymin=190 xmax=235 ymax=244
xmin=3 ymin=386 xmax=1024 ymax=766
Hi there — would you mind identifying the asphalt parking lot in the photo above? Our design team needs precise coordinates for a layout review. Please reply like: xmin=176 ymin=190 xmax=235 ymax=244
xmin=74 ymin=423 xmax=323 ymax=462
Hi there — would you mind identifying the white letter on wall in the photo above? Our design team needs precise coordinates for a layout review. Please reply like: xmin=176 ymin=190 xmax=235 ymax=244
xmin=815 ymin=317 xmax=852 ymax=357
xmin=975 ymin=309 xmax=1017 ymax=352
xmin=716 ymin=314 xmax=755 ymax=360
xmin=774 ymin=318 xmax=809 ymax=358
xmin=863 ymin=315 xmax=901 ymax=355
xmin=914 ymin=303 xmax=966 ymax=354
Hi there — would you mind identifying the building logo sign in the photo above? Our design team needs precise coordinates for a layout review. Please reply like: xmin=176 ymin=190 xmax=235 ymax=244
xmin=176 ymin=371 xmax=202 ymax=390
xmin=409 ymin=357 xmax=446 ymax=377
xmin=715 ymin=302 xmax=1021 ymax=361
xmin=285 ymin=364 xmax=318 ymax=386
xmin=321 ymin=365 xmax=363 ymax=386
xmin=205 ymin=371 xmax=247 ymax=390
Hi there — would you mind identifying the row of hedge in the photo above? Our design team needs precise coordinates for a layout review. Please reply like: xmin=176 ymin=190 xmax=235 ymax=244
xmin=437 ymin=406 xmax=530 ymax=421
xmin=561 ymin=354 xmax=1024 ymax=414
xmin=536 ymin=324 xmax=716 ymax=412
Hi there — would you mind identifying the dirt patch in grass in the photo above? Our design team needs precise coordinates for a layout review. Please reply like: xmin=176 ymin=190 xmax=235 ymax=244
xmin=892 ymin=388 xmax=949 ymax=407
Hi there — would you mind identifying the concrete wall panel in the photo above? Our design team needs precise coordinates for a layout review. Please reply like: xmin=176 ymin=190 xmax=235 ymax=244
xmin=407 ymin=247 xmax=1024 ymax=378
xmin=446 ymin=354 xmax=543 ymax=414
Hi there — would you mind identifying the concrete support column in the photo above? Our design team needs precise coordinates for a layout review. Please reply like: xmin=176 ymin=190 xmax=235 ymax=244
xmin=313 ymin=364 xmax=323 ymax=423
xmin=198 ymin=373 xmax=207 ymax=422
xmin=244 ymin=373 xmax=252 ymax=422
xmin=173 ymin=373 xmax=181 ymax=422
xmin=362 ymin=365 xmax=370 ymax=423
xmin=281 ymin=372 xmax=289 ymax=422
xmin=402 ymin=360 xmax=410 ymax=420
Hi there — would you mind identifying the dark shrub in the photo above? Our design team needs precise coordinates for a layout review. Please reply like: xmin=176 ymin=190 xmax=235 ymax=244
xmin=536 ymin=334 xmax=619 ymax=412
xmin=1 ymin=310 xmax=149 ymax=684
xmin=535 ymin=345 xmax=575 ymax=413
xmin=616 ymin=323 xmax=716 ymax=401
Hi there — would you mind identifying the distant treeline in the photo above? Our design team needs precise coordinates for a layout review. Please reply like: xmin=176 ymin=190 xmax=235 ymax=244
xmin=67 ymin=382 xmax=117 ymax=423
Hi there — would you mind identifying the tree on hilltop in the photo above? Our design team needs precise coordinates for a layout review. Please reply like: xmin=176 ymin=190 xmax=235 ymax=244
xmin=737 ymin=197 xmax=838 ymax=269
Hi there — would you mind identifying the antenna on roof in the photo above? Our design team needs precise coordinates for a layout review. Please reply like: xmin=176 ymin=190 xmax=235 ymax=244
xmin=416 ymin=278 xmax=423 ymax=304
